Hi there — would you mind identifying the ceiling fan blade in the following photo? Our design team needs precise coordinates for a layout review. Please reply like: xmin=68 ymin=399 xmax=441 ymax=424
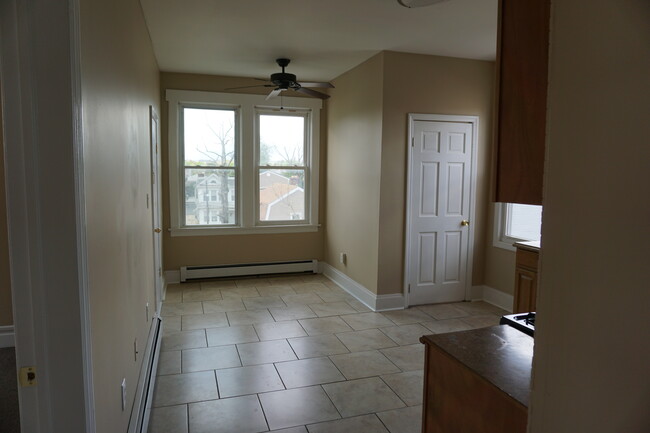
xmin=266 ymin=88 xmax=283 ymax=100
xmin=297 ymin=81 xmax=334 ymax=88
xmin=224 ymin=84 xmax=273 ymax=90
xmin=294 ymin=87 xmax=330 ymax=100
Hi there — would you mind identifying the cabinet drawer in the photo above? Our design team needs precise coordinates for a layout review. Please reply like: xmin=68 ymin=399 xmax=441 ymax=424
xmin=516 ymin=248 xmax=539 ymax=270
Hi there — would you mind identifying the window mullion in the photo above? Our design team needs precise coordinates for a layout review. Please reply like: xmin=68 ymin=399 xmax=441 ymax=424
xmin=241 ymin=103 xmax=255 ymax=228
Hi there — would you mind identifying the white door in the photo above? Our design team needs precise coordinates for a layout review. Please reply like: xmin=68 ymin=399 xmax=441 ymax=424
xmin=406 ymin=118 xmax=476 ymax=305
xmin=150 ymin=107 xmax=164 ymax=311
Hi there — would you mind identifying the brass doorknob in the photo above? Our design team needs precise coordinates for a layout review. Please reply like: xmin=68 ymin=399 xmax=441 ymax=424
xmin=461 ymin=220 xmax=470 ymax=226
xmin=154 ymin=228 xmax=162 ymax=233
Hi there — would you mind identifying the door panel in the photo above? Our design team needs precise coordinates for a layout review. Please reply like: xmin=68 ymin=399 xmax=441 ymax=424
xmin=418 ymin=233 xmax=437 ymax=284
xmin=421 ymin=162 xmax=439 ymax=216
xmin=407 ymin=120 xmax=474 ymax=305
xmin=444 ymin=231 xmax=462 ymax=283
xmin=446 ymin=163 xmax=464 ymax=216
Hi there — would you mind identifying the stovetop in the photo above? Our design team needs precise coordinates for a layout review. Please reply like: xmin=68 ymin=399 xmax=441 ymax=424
xmin=500 ymin=312 xmax=535 ymax=337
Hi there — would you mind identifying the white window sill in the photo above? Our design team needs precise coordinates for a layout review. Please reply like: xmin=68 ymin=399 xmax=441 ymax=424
xmin=493 ymin=238 xmax=518 ymax=252
xmin=169 ymin=224 xmax=320 ymax=237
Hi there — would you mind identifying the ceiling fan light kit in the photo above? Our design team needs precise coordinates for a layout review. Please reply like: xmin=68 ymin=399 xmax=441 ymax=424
xmin=225 ymin=58 xmax=334 ymax=100
xmin=397 ymin=0 xmax=450 ymax=8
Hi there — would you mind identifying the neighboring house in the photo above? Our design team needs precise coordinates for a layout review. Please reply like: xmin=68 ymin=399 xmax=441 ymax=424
xmin=192 ymin=173 xmax=235 ymax=224
xmin=259 ymin=183 xmax=305 ymax=221
xmin=259 ymin=170 xmax=292 ymax=189
xmin=189 ymin=171 xmax=303 ymax=224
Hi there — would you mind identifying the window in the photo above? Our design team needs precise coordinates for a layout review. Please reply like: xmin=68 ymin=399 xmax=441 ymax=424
xmin=494 ymin=203 xmax=542 ymax=250
xmin=182 ymin=107 xmax=236 ymax=226
xmin=257 ymin=112 xmax=307 ymax=223
xmin=167 ymin=90 xmax=321 ymax=236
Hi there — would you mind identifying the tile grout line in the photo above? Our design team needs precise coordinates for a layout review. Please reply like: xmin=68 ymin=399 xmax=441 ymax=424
xmin=255 ymin=393 xmax=271 ymax=432
xmin=318 ymin=383 xmax=344 ymax=421
xmin=377 ymin=374 xmax=410 ymax=409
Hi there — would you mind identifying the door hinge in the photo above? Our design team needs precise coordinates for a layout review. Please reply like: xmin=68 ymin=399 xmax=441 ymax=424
xmin=411 ymin=137 xmax=414 ymax=147
xmin=407 ymin=283 xmax=411 ymax=293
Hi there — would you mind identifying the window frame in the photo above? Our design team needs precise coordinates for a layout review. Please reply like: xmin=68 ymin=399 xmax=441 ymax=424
xmin=255 ymin=109 xmax=310 ymax=226
xmin=493 ymin=202 xmax=542 ymax=251
xmin=167 ymin=90 xmax=321 ymax=236
xmin=180 ymin=103 xmax=240 ymax=228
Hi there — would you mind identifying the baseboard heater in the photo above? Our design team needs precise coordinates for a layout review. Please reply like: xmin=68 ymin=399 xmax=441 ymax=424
xmin=128 ymin=316 xmax=162 ymax=433
xmin=180 ymin=259 xmax=318 ymax=282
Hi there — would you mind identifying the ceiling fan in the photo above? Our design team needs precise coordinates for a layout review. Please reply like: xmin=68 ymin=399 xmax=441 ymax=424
xmin=226 ymin=58 xmax=334 ymax=100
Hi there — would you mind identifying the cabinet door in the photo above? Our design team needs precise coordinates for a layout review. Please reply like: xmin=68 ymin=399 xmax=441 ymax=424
xmin=514 ymin=267 xmax=537 ymax=313
xmin=495 ymin=0 xmax=550 ymax=205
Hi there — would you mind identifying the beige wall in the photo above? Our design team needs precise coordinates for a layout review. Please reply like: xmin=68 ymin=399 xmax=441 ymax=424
xmin=377 ymin=51 xmax=495 ymax=295
xmin=79 ymin=0 xmax=159 ymax=430
xmin=483 ymin=203 xmax=516 ymax=295
xmin=529 ymin=1 xmax=650 ymax=432
xmin=160 ymin=72 xmax=324 ymax=270
xmin=324 ymin=53 xmax=384 ymax=292
xmin=0 ymin=86 xmax=12 ymax=326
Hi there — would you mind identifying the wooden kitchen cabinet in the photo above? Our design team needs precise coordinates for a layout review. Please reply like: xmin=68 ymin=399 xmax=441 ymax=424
xmin=420 ymin=326 xmax=532 ymax=433
xmin=494 ymin=0 xmax=551 ymax=205
xmin=513 ymin=242 xmax=539 ymax=313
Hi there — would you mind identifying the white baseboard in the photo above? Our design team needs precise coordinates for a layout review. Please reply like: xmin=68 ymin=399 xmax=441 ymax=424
xmin=164 ymin=270 xmax=180 ymax=285
xmin=375 ymin=293 xmax=406 ymax=311
xmin=320 ymin=262 xmax=405 ymax=312
xmin=479 ymin=285 xmax=514 ymax=312
xmin=0 ymin=325 xmax=15 ymax=348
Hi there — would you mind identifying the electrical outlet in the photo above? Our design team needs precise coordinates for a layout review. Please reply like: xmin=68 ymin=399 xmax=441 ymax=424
xmin=121 ymin=378 xmax=126 ymax=411
xmin=339 ymin=253 xmax=347 ymax=265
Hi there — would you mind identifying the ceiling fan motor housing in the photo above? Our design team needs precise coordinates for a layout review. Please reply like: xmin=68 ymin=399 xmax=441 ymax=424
xmin=270 ymin=72 xmax=298 ymax=89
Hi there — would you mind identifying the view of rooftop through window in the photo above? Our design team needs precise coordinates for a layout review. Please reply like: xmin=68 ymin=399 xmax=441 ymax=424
xmin=258 ymin=114 xmax=307 ymax=222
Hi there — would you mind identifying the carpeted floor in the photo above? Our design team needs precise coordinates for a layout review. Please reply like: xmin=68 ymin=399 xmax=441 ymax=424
xmin=0 ymin=347 xmax=20 ymax=433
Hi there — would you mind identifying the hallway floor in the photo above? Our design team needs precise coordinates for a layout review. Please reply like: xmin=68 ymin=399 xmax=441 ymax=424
xmin=149 ymin=274 xmax=506 ymax=433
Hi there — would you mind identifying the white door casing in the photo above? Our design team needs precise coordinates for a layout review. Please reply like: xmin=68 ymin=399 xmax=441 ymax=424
xmin=150 ymin=107 xmax=163 ymax=312
xmin=405 ymin=114 xmax=478 ymax=306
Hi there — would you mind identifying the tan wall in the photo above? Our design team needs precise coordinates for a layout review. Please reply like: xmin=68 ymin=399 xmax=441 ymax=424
xmin=529 ymin=1 xmax=650 ymax=432
xmin=377 ymin=51 xmax=495 ymax=295
xmin=483 ymin=204 xmax=516 ymax=295
xmin=160 ymin=72 xmax=324 ymax=270
xmin=79 ymin=0 xmax=160 ymax=430
xmin=0 ymin=86 xmax=12 ymax=326
xmin=324 ymin=54 xmax=384 ymax=292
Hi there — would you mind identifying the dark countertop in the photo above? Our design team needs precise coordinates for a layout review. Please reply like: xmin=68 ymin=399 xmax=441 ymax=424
xmin=514 ymin=240 xmax=541 ymax=251
xmin=420 ymin=325 xmax=533 ymax=407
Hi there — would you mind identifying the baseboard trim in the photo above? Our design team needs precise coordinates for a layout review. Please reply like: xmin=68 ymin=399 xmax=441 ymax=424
xmin=127 ymin=316 xmax=162 ymax=433
xmin=480 ymin=285 xmax=514 ymax=312
xmin=164 ymin=270 xmax=180 ymax=285
xmin=375 ymin=293 xmax=406 ymax=311
xmin=320 ymin=262 xmax=405 ymax=312
xmin=0 ymin=325 xmax=15 ymax=348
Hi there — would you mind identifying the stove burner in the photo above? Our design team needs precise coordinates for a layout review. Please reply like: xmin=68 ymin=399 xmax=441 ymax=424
xmin=500 ymin=312 xmax=536 ymax=337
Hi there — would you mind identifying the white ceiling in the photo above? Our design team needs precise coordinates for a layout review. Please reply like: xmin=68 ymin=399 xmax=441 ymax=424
xmin=140 ymin=0 xmax=498 ymax=83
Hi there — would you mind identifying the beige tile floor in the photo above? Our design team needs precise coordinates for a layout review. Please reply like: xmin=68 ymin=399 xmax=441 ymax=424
xmin=149 ymin=274 xmax=507 ymax=433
